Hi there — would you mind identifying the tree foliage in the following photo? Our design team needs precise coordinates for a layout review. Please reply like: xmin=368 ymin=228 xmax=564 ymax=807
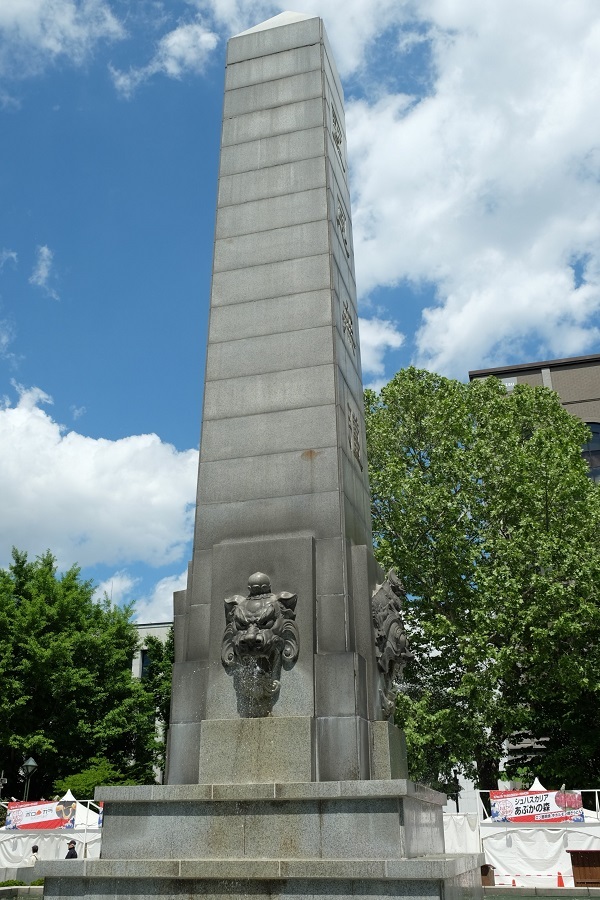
xmin=142 ymin=628 xmax=174 ymax=773
xmin=0 ymin=550 xmax=161 ymax=799
xmin=365 ymin=368 xmax=600 ymax=790
xmin=53 ymin=757 xmax=140 ymax=798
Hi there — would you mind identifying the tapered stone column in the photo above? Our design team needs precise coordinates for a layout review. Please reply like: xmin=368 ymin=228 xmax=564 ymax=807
xmin=167 ymin=10 xmax=388 ymax=786
xmin=39 ymin=13 xmax=483 ymax=900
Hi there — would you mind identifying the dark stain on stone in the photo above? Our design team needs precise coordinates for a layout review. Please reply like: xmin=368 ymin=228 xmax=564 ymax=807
xmin=301 ymin=449 xmax=322 ymax=460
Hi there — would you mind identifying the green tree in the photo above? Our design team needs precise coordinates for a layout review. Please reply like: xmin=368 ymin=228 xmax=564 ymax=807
xmin=53 ymin=756 xmax=139 ymax=798
xmin=142 ymin=628 xmax=174 ymax=772
xmin=365 ymin=368 xmax=600 ymax=790
xmin=0 ymin=550 xmax=160 ymax=799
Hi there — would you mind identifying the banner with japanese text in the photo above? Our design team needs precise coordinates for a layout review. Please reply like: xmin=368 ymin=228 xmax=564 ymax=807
xmin=5 ymin=798 xmax=77 ymax=830
xmin=490 ymin=789 xmax=584 ymax=823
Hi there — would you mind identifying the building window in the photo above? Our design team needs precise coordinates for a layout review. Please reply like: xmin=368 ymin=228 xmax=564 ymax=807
xmin=140 ymin=648 xmax=151 ymax=679
xmin=582 ymin=423 xmax=600 ymax=483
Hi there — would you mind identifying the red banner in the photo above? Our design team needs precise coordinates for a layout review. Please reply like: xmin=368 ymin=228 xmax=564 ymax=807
xmin=5 ymin=799 xmax=77 ymax=830
xmin=490 ymin=789 xmax=584 ymax=823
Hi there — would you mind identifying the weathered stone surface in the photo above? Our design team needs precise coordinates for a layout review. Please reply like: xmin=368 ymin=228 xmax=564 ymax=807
xmin=220 ymin=126 xmax=325 ymax=177
xmin=199 ymin=718 xmax=315 ymax=784
xmin=371 ymin=721 xmax=409 ymax=780
xmin=225 ymin=44 xmax=323 ymax=91
xmin=218 ymin=157 xmax=327 ymax=207
xmin=205 ymin=325 xmax=334 ymax=381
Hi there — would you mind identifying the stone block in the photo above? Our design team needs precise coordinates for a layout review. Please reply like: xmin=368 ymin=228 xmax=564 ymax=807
xmin=97 ymin=800 xmax=245 ymax=861
xmin=220 ymin=126 xmax=325 ymax=177
xmin=208 ymin=290 xmax=332 ymax=344
xmin=205 ymin=325 xmax=333 ymax=381
xmin=197 ymin=446 xmax=339 ymax=504
xmin=244 ymin=800 xmax=321 ymax=858
xmin=210 ymin=783 xmax=275 ymax=801
xmin=216 ymin=187 xmax=328 ymax=239
xmin=334 ymin=317 xmax=362 ymax=393
xmin=227 ymin=16 xmax=322 ymax=65
xmin=211 ymin=253 xmax=331 ymax=305
xmin=173 ymin=612 xmax=187 ymax=663
xmin=198 ymin=717 xmax=314 ymax=783
xmin=186 ymin=603 xmax=211 ymax=660
xmin=222 ymin=98 xmax=324 ymax=147
xmin=180 ymin=860 xmax=282 ymax=879
xmin=316 ymin=716 xmax=368 ymax=781
xmin=218 ymin=157 xmax=326 ymax=207
xmin=203 ymin=364 xmax=335 ymax=420
xmin=213 ymin=220 xmax=329 ymax=273
xmin=322 ymin=37 xmax=345 ymax=117
xmin=315 ymin=653 xmax=359 ymax=716
xmin=350 ymin=546 xmax=379 ymax=711
xmin=282 ymin=861 xmax=387 ymax=880
xmin=194 ymin=491 xmax=342 ymax=550
xmin=315 ymin=537 xmax=346 ymax=596
xmin=164 ymin=722 xmax=201 ymax=784
xmin=316 ymin=594 xmax=347 ymax=652
xmin=173 ymin=588 xmax=187 ymax=616
xmin=225 ymin=43 xmax=322 ymax=90
xmin=150 ymin=784 xmax=212 ymax=801
xmin=224 ymin=70 xmax=323 ymax=118
xmin=170 ymin=660 xmax=208 ymax=724
xmin=318 ymin=796 xmax=403 ymax=859
xmin=326 ymin=130 xmax=353 ymax=212
xmin=187 ymin=550 xmax=212 ymax=606
xmin=402 ymin=795 xmax=445 ymax=858
xmin=36 ymin=861 xmax=85 ymax=879
xmin=274 ymin=781 xmax=342 ymax=799
xmin=371 ymin=721 xmax=409 ymax=780
xmin=95 ymin=784 xmax=154 ymax=801
xmin=85 ymin=861 xmax=179 ymax=878
xmin=200 ymin=404 xmax=338 ymax=462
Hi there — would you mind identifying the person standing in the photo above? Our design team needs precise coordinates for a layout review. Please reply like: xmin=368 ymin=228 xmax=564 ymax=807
xmin=65 ymin=840 xmax=77 ymax=859
xmin=27 ymin=844 xmax=38 ymax=866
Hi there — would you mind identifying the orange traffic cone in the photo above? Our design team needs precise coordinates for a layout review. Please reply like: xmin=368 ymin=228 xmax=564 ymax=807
xmin=557 ymin=872 xmax=565 ymax=887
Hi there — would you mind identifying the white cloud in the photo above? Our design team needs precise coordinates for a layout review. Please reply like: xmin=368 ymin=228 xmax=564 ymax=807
xmin=0 ymin=249 xmax=17 ymax=270
xmin=93 ymin=567 xmax=186 ymax=622
xmin=133 ymin=569 xmax=187 ymax=622
xmin=110 ymin=19 xmax=218 ymax=97
xmin=93 ymin=569 xmax=140 ymax=605
xmin=0 ymin=384 xmax=198 ymax=571
xmin=0 ymin=320 xmax=16 ymax=361
xmin=29 ymin=245 xmax=59 ymax=299
xmin=0 ymin=0 xmax=124 ymax=77
xmin=358 ymin=316 xmax=405 ymax=377
xmin=194 ymin=0 xmax=409 ymax=76
xmin=346 ymin=0 xmax=600 ymax=375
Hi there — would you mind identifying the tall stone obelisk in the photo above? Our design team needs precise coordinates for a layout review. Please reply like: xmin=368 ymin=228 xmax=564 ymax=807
xmin=167 ymin=10 xmax=387 ymax=785
xmin=39 ymin=15 xmax=483 ymax=899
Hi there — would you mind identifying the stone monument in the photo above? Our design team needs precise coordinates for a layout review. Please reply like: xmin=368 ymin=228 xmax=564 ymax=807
xmin=40 ymin=12 xmax=482 ymax=899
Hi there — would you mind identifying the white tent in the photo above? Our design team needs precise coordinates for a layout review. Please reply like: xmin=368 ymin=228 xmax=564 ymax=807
xmin=0 ymin=792 xmax=101 ymax=875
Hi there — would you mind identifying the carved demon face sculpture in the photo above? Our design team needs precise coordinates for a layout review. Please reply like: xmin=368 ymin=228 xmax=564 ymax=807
xmin=371 ymin=569 xmax=414 ymax=718
xmin=221 ymin=572 xmax=299 ymax=717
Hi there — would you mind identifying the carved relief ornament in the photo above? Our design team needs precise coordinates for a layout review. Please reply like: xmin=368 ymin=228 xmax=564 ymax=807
xmin=371 ymin=569 xmax=414 ymax=718
xmin=221 ymin=572 xmax=299 ymax=717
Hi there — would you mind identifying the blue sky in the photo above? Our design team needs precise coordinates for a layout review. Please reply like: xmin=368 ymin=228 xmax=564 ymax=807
xmin=1 ymin=0 xmax=599 ymax=620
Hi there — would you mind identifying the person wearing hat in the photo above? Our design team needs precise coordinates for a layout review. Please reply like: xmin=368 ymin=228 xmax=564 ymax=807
xmin=65 ymin=840 xmax=77 ymax=859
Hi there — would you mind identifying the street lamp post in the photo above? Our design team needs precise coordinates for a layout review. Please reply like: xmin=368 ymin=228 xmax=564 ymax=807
xmin=21 ymin=757 xmax=38 ymax=802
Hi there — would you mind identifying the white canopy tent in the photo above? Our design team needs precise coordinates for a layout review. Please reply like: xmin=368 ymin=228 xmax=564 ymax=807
xmin=0 ymin=792 xmax=101 ymax=874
